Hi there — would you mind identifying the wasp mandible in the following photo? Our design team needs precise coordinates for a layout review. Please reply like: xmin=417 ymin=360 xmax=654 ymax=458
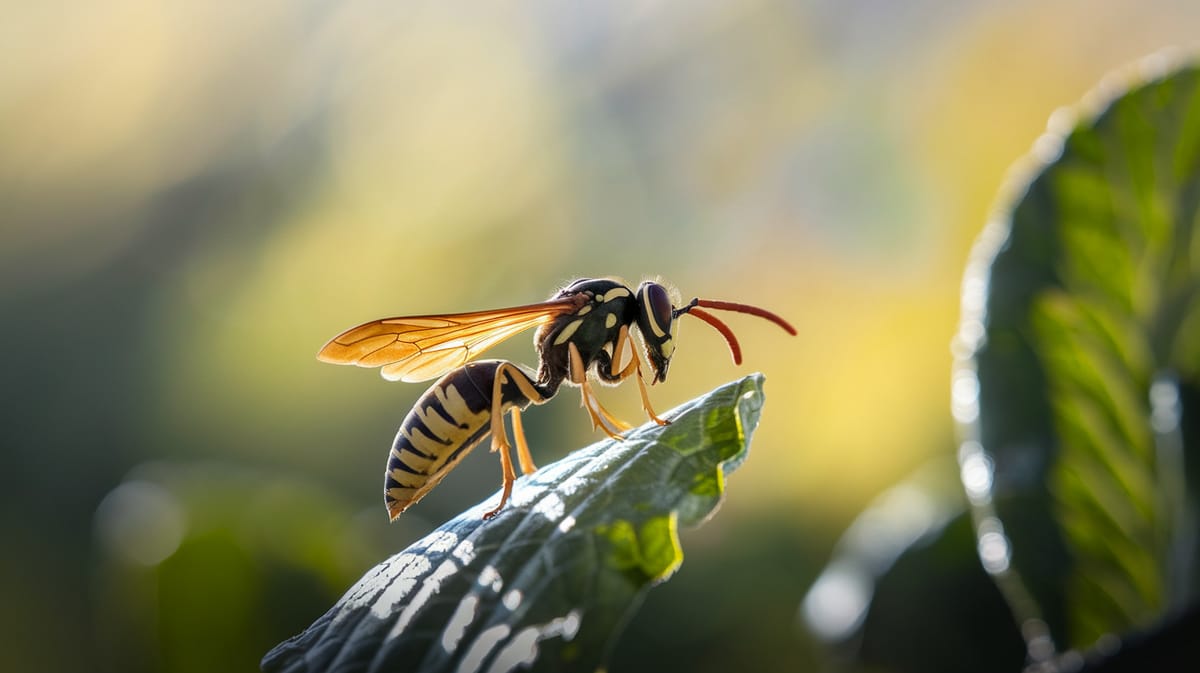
xmin=318 ymin=277 xmax=795 ymax=521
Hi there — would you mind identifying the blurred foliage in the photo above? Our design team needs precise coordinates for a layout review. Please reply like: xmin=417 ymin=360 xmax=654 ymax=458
xmin=264 ymin=376 xmax=762 ymax=673
xmin=4 ymin=2 xmax=1200 ymax=673
xmin=806 ymin=56 xmax=1200 ymax=672
xmin=803 ymin=457 xmax=1028 ymax=673
xmin=974 ymin=58 xmax=1200 ymax=651
xmin=91 ymin=462 xmax=394 ymax=673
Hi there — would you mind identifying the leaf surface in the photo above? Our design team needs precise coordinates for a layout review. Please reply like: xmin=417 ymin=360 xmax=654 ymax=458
xmin=959 ymin=58 xmax=1200 ymax=649
xmin=263 ymin=374 xmax=764 ymax=673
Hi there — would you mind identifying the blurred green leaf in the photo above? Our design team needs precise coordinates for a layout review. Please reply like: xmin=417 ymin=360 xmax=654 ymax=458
xmin=854 ymin=509 xmax=1026 ymax=673
xmin=92 ymin=462 xmax=391 ymax=673
xmin=801 ymin=457 xmax=1027 ymax=673
xmin=969 ymin=60 xmax=1200 ymax=650
xmin=262 ymin=374 xmax=764 ymax=673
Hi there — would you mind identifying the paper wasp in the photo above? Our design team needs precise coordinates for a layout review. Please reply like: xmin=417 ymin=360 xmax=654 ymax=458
xmin=318 ymin=277 xmax=795 ymax=521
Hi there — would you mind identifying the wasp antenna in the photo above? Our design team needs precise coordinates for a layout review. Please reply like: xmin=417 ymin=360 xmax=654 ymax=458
xmin=693 ymin=299 xmax=797 ymax=335
xmin=685 ymin=307 xmax=743 ymax=365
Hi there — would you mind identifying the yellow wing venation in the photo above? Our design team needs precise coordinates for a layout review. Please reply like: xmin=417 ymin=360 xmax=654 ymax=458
xmin=317 ymin=299 xmax=578 ymax=382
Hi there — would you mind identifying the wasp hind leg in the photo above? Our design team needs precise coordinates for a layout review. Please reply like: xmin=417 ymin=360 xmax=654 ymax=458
xmin=511 ymin=407 xmax=537 ymax=475
xmin=483 ymin=362 xmax=549 ymax=519
xmin=481 ymin=432 xmax=517 ymax=520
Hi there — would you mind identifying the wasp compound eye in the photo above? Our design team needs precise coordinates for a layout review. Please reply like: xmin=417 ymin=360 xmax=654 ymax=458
xmin=634 ymin=282 xmax=677 ymax=382
xmin=642 ymin=283 xmax=674 ymax=340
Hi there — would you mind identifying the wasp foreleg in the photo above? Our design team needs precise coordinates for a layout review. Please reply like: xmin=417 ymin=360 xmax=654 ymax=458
xmin=568 ymin=342 xmax=631 ymax=438
xmin=610 ymin=325 xmax=670 ymax=426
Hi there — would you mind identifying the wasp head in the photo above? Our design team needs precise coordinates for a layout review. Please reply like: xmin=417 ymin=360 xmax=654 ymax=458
xmin=634 ymin=281 xmax=685 ymax=383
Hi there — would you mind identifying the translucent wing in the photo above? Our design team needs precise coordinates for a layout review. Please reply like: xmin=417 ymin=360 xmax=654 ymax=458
xmin=317 ymin=299 xmax=579 ymax=382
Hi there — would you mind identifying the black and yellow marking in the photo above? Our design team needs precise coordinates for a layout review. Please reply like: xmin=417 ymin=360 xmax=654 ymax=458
xmin=385 ymin=359 xmax=552 ymax=520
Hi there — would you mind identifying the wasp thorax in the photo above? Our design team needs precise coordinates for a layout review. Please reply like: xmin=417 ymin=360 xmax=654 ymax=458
xmin=635 ymin=281 xmax=678 ymax=382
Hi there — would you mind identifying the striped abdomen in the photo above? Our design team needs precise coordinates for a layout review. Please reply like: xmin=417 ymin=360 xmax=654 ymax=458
xmin=385 ymin=360 xmax=541 ymax=520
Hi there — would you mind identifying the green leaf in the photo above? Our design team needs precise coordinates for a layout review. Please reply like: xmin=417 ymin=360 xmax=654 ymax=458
xmin=262 ymin=374 xmax=764 ymax=673
xmin=960 ymin=58 xmax=1200 ymax=652
xmin=802 ymin=457 xmax=1027 ymax=673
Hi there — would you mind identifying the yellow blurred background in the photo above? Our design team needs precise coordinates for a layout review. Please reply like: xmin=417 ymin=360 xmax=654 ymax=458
xmin=2 ymin=1 xmax=1196 ymax=671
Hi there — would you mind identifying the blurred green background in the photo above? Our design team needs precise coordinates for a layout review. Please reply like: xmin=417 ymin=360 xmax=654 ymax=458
xmin=2 ymin=2 xmax=1197 ymax=672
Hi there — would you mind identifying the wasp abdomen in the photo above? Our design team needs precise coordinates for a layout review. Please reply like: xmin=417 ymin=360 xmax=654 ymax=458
xmin=384 ymin=360 xmax=538 ymax=519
